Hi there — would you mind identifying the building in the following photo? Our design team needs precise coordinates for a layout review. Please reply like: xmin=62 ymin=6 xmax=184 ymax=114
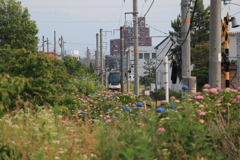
xmin=110 ymin=17 xmax=152 ymax=56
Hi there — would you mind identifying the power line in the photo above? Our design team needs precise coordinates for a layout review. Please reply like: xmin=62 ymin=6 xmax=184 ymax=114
xmin=179 ymin=0 xmax=197 ymax=47
xmin=139 ymin=0 xmax=155 ymax=23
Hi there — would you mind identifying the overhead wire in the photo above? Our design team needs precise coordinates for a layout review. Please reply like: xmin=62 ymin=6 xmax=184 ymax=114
xmin=118 ymin=1 xmax=125 ymax=28
xmin=139 ymin=0 xmax=155 ymax=24
xmin=178 ymin=0 xmax=197 ymax=47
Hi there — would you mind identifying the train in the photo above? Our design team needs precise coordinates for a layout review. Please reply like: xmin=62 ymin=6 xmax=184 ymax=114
xmin=108 ymin=71 xmax=121 ymax=91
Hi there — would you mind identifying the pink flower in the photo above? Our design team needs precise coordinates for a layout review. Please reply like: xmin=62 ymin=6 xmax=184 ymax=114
xmin=237 ymin=86 xmax=240 ymax=91
xmin=208 ymin=88 xmax=217 ymax=94
xmin=203 ymin=84 xmax=210 ymax=88
xmin=196 ymin=110 xmax=202 ymax=114
xmin=236 ymin=95 xmax=240 ymax=101
xmin=199 ymin=111 xmax=206 ymax=116
xmin=202 ymin=89 xmax=209 ymax=92
xmin=60 ymin=120 xmax=68 ymax=125
xmin=195 ymin=95 xmax=204 ymax=100
xmin=105 ymin=115 xmax=111 ymax=119
xmin=221 ymin=109 xmax=227 ymax=113
xmin=158 ymin=128 xmax=166 ymax=132
xmin=170 ymin=96 xmax=176 ymax=99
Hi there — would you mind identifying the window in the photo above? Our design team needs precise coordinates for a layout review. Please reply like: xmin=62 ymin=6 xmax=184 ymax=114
xmin=152 ymin=53 xmax=156 ymax=59
xmin=139 ymin=53 xmax=143 ymax=59
xmin=144 ymin=53 xmax=150 ymax=60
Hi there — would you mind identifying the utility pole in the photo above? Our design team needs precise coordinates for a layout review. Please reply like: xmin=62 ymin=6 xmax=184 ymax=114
xmin=133 ymin=0 xmax=139 ymax=96
xmin=209 ymin=0 xmax=221 ymax=87
xmin=181 ymin=0 xmax=191 ymax=78
xmin=42 ymin=36 xmax=45 ymax=52
xmin=126 ymin=50 xmax=130 ymax=93
xmin=100 ymin=29 xmax=104 ymax=86
xmin=120 ymin=26 xmax=125 ymax=93
xmin=46 ymin=38 xmax=49 ymax=55
xmin=54 ymin=31 xmax=56 ymax=58
xmin=181 ymin=0 xmax=196 ymax=93
xmin=95 ymin=33 xmax=99 ymax=75
xmin=87 ymin=47 xmax=90 ymax=68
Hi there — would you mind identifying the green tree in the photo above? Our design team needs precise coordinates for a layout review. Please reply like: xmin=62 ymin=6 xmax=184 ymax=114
xmin=0 ymin=0 xmax=38 ymax=51
xmin=191 ymin=42 xmax=209 ymax=90
xmin=143 ymin=59 xmax=155 ymax=76
xmin=8 ymin=49 xmax=73 ymax=105
xmin=190 ymin=0 xmax=210 ymax=47
xmin=63 ymin=55 xmax=86 ymax=76
xmin=0 ymin=45 xmax=14 ymax=73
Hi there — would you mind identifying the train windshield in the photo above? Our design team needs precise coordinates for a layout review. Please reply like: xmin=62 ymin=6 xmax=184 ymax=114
xmin=109 ymin=73 xmax=121 ymax=83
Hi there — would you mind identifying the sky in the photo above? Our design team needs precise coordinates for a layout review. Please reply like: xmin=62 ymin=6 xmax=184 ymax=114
xmin=19 ymin=0 xmax=240 ymax=58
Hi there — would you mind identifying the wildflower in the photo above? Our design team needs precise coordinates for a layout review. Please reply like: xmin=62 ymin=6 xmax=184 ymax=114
xmin=203 ymin=84 xmax=210 ymax=88
xmin=196 ymin=110 xmax=202 ymax=114
xmin=107 ymin=109 xmax=112 ymax=112
xmin=156 ymin=107 xmax=165 ymax=113
xmin=236 ymin=95 xmax=240 ymax=101
xmin=221 ymin=109 xmax=227 ymax=113
xmin=60 ymin=120 xmax=68 ymax=125
xmin=82 ymin=87 xmax=86 ymax=90
xmin=105 ymin=115 xmax=111 ymax=119
xmin=170 ymin=96 xmax=176 ymax=99
xmin=136 ymin=102 xmax=143 ymax=107
xmin=102 ymin=97 xmax=107 ymax=101
xmin=237 ymin=86 xmax=240 ymax=91
xmin=158 ymin=128 xmax=166 ymax=132
xmin=112 ymin=95 xmax=117 ymax=98
xmin=182 ymin=85 xmax=189 ymax=90
xmin=170 ymin=104 xmax=177 ymax=108
xmin=195 ymin=95 xmax=204 ymax=100
xmin=199 ymin=119 xmax=205 ymax=123
xmin=92 ymin=94 xmax=97 ymax=96
xmin=112 ymin=116 xmax=117 ymax=119
xmin=82 ymin=111 xmax=87 ymax=114
xmin=123 ymin=107 xmax=131 ymax=111
xmin=208 ymin=88 xmax=217 ymax=94
xmin=199 ymin=111 xmax=206 ymax=116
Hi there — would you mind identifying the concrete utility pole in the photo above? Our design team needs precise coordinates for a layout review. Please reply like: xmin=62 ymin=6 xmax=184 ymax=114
xmin=60 ymin=36 xmax=64 ymax=58
xmin=46 ymin=38 xmax=49 ymax=55
xmin=181 ymin=0 xmax=196 ymax=93
xmin=100 ymin=29 xmax=104 ymax=86
xmin=120 ymin=26 xmax=125 ymax=93
xmin=87 ymin=47 xmax=90 ymax=67
xmin=42 ymin=36 xmax=45 ymax=52
xmin=181 ymin=0 xmax=191 ymax=78
xmin=209 ymin=0 xmax=221 ymax=87
xmin=133 ymin=0 xmax=139 ymax=96
xmin=54 ymin=31 xmax=56 ymax=58
xmin=95 ymin=33 xmax=99 ymax=75
xmin=126 ymin=50 xmax=130 ymax=93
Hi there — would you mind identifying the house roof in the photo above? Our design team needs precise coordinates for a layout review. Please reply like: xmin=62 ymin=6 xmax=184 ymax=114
xmin=154 ymin=36 xmax=170 ymax=50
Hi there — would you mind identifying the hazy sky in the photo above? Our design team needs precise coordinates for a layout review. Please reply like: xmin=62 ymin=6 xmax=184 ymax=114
xmin=19 ymin=0 xmax=240 ymax=57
